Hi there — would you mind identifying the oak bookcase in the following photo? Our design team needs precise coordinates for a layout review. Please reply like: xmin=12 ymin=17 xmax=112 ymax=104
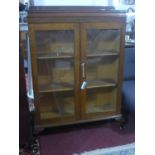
xmin=28 ymin=6 xmax=126 ymax=128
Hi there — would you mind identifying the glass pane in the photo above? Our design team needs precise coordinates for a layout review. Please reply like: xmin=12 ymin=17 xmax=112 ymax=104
xmin=87 ymin=29 xmax=120 ymax=54
xmin=34 ymin=30 xmax=75 ymax=92
xmin=39 ymin=92 xmax=75 ymax=119
xmin=37 ymin=59 xmax=74 ymax=92
xmin=85 ymin=29 xmax=119 ymax=114
xmin=86 ymin=29 xmax=120 ymax=86
xmin=35 ymin=30 xmax=74 ymax=58
xmin=86 ymin=88 xmax=117 ymax=114
xmin=86 ymin=56 xmax=118 ymax=84
xmin=34 ymin=30 xmax=75 ymax=118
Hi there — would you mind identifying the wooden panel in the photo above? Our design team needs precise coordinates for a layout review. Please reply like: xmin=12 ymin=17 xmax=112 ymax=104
xmin=116 ymin=25 xmax=126 ymax=113
xmin=31 ymin=23 xmax=79 ymax=30
xmin=28 ymin=17 xmax=126 ymax=24
xmin=82 ymin=22 xmax=123 ymax=29
xmin=74 ymin=24 xmax=81 ymax=119
xmin=29 ymin=24 xmax=40 ymax=125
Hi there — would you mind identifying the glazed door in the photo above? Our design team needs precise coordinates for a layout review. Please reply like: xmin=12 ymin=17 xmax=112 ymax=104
xmin=29 ymin=23 xmax=80 ymax=126
xmin=80 ymin=23 xmax=124 ymax=120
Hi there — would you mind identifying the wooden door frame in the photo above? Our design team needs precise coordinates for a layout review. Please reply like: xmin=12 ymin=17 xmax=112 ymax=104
xmin=28 ymin=23 xmax=81 ymax=126
xmin=80 ymin=22 xmax=125 ymax=119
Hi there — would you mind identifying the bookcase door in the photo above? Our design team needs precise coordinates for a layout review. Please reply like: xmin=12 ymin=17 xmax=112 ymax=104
xmin=80 ymin=22 xmax=124 ymax=120
xmin=29 ymin=23 xmax=80 ymax=126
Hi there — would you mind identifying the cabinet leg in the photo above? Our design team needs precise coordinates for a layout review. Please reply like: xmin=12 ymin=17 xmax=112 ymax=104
xmin=115 ymin=115 xmax=126 ymax=130
xmin=34 ymin=127 xmax=45 ymax=135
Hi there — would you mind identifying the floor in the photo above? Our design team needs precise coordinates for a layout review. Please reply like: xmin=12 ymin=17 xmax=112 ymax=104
xmin=39 ymin=116 xmax=135 ymax=155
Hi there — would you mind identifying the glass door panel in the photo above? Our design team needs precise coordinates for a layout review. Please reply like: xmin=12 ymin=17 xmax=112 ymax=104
xmin=33 ymin=26 xmax=78 ymax=120
xmin=86 ymin=28 xmax=120 ymax=89
xmin=81 ymin=24 xmax=121 ymax=116
xmin=86 ymin=56 xmax=119 ymax=87
xmin=35 ymin=30 xmax=74 ymax=58
xmin=37 ymin=59 xmax=74 ymax=93
xmin=39 ymin=92 xmax=75 ymax=119
xmin=35 ymin=30 xmax=75 ymax=92
xmin=87 ymin=29 xmax=120 ymax=55
xmin=86 ymin=88 xmax=117 ymax=114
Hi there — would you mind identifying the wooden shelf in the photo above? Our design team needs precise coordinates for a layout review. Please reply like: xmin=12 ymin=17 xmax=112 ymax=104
xmin=41 ymin=110 xmax=74 ymax=119
xmin=86 ymin=79 xmax=116 ymax=89
xmin=39 ymin=83 xmax=74 ymax=93
xmin=37 ymin=52 xmax=73 ymax=59
xmin=41 ymin=112 xmax=61 ymax=119
xmin=87 ymin=51 xmax=119 ymax=57
xmin=87 ymin=104 xmax=114 ymax=113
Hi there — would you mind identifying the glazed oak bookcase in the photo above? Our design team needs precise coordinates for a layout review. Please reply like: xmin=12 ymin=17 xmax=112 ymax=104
xmin=28 ymin=6 xmax=126 ymax=129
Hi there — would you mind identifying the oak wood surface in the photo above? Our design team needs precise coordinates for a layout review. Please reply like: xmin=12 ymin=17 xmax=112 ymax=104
xmin=28 ymin=6 xmax=126 ymax=128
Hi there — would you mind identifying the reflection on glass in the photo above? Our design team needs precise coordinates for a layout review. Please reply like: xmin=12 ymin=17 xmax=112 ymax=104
xmin=86 ymin=56 xmax=118 ymax=85
xmin=87 ymin=29 xmax=120 ymax=54
xmin=40 ymin=92 xmax=75 ymax=119
xmin=86 ymin=88 xmax=116 ymax=113
xmin=35 ymin=30 xmax=75 ymax=92
xmin=37 ymin=59 xmax=74 ymax=92
xmin=35 ymin=30 xmax=74 ymax=58
xmin=85 ymin=29 xmax=120 ymax=88
xmin=85 ymin=29 xmax=119 ymax=114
